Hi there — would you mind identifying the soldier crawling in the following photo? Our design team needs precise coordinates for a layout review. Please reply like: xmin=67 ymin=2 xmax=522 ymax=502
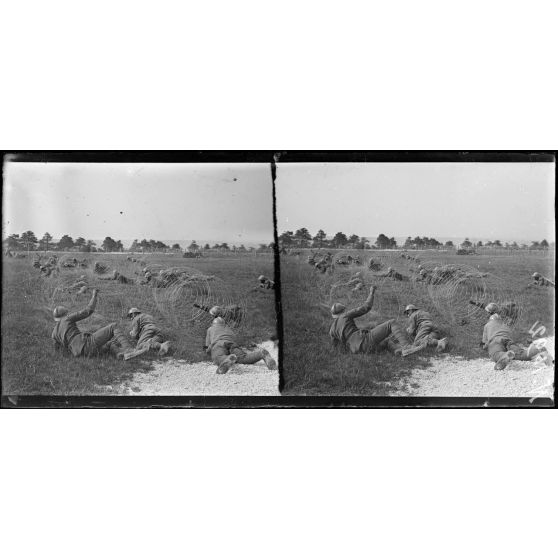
xmin=528 ymin=272 xmax=555 ymax=288
xmin=204 ymin=317 xmax=277 ymax=374
xmin=257 ymin=275 xmax=275 ymax=290
xmin=380 ymin=267 xmax=408 ymax=281
xmin=481 ymin=303 xmax=552 ymax=370
xmin=99 ymin=269 xmax=132 ymax=284
xmin=126 ymin=308 xmax=171 ymax=358
xmin=403 ymin=304 xmax=448 ymax=352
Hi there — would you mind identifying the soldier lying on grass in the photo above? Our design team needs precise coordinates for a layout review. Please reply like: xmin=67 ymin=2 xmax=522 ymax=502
xmin=257 ymin=275 xmax=275 ymax=289
xmin=481 ymin=302 xmax=553 ymax=370
xmin=204 ymin=317 xmax=277 ymax=374
xmin=126 ymin=308 xmax=171 ymax=359
xmin=99 ymin=269 xmax=132 ymax=284
xmin=403 ymin=304 xmax=448 ymax=353
xmin=51 ymin=289 xmax=135 ymax=359
xmin=379 ymin=267 xmax=408 ymax=281
xmin=528 ymin=272 xmax=555 ymax=288
xmin=329 ymin=285 xmax=422 ymax=357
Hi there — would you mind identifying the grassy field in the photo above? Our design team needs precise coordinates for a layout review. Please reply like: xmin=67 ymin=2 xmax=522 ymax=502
xmin=1 ymin=252 xmax=277 ymax=396
xmin=280 ymin=249 xmax=555 ymax=396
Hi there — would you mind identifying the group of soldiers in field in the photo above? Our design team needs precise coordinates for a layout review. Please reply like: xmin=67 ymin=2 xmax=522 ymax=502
xmin=50 ymin=292 xmax=277 ymax=373
xmin=328 ymin=268 xmax=554 ymax=369
xmin=44 ymin=253 xmax=277 ymax=374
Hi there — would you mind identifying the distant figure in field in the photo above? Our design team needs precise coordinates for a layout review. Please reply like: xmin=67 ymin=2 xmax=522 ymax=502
xmin=40 ymin=264 xmax=58 ymax=278
xmin=346 ymin=271 xmax=365 ymax=292
xmin=204 ymin=317 xmax=277 ymax=374
xmin=51 ymin=289 xmax=134 ymax=359
xmin=257 ymin=275 xmax=275 ymax=290
xmin=94 ymin=262 xmax=109 ymax=274
xmin=315 ymin=253 xmax=334 ymax=274
xmin=368 ymin=258 xmax=382 ymax=271
xmin=380 ymin=267 xmax=408 ymax=281
xmin=126 ymin=308 xmax=171 ymax=358
xmin=528 ymin=272 xmax=555 ymax=288
xmin=403 ymin=304 xmax=448 ymax=353
xmin=481 ymin=303 xmax=552 ymax=370
xmin=99 ymin=269 xmax=132 ymax=284
xmin=329 ymin=286 xmax=422 ymax=357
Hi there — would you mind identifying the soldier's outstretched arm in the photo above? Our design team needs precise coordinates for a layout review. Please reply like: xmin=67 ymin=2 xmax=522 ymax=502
xmin=193 ymin=303 xmax=211 ymax=313
xmin=346 ymin=286 xmax=376 ymax=319
xmin=67 ymin=289 xmax=99 ymax=322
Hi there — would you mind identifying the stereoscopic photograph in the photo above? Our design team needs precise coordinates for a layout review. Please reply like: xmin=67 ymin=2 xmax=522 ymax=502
xmin=276 ymin=160 xmax=555 ymax=399
xmin=2 ymin=158 xmax=279 ymax=398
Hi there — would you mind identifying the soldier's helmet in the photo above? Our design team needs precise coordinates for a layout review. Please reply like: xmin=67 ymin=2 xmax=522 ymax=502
xmin=209 ymin=306 xmax=222 ymax=317
xmin=331 ymin=303 xmax=346 ymax=316
xmin=419 ymin=269 xmax=426 ymax=275
xmin=404 ymin=304 xmax=419 ymax=314
xmin=485 ymin=302 xmax=499 ymax=314
xmin=258 ymin=275 xmax=266 ymax=281
xmin=532 ymin=272 xmax=541 ymax=278
xmin=388 ymin=267 xmax=393 ymax=272
xmin=127 ymin=307 xmax=141 ymax=317
xmin=53 ymin=306 xmax=68 ymax=319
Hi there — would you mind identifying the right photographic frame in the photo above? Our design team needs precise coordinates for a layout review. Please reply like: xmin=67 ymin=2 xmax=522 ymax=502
xmin=275 ymin=152 xmax=555 ymax=405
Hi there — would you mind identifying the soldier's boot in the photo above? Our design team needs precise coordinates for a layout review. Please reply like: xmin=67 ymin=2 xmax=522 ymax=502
xmin=401 ymin=344 xmax=426 ymax=357
xmin=216 ymin=354 xmax=237 ymax=374
xmin=435 ymin=338 xmax=449 ymax=353
xmin=122 ymin=346 xmax=150 ymax=361
xmin=261 ymin=349 xmax=277 ymax=370
xmin=526 ymin=341 xmax=544 ymax=359
xmin=494 ymin=350 xmax=515 ymax=370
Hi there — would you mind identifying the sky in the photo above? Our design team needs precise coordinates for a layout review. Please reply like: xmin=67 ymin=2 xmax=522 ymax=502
xmin=276 ymin=162 xmax=555 ymax=243
xmin=3 ymin=162 xmax=274 ymax=247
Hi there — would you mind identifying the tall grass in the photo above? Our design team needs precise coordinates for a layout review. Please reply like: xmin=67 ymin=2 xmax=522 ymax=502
xmin=1 ymin=252 xmax=277 ymax=395
xmin=280 ymin=250 xmax=555 ymax=395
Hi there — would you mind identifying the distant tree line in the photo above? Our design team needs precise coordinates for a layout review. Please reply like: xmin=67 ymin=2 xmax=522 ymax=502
xmin=277 ymin=229 xmax=553 ymax=251
xmin=4 ymin=231 xmax=276 ymax=253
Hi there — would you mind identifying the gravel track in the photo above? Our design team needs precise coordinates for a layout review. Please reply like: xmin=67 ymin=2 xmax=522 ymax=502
xmin=384 ymin=337 xmax=554 ymax=398
xmin=105 ymin=341 xmax=279 ymax=396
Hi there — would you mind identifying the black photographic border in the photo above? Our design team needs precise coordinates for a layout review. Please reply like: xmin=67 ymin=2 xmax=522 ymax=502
xmin=1 ymin=150 xmax=555 ymax=408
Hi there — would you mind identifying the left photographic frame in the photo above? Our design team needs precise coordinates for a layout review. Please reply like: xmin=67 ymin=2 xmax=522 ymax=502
xmin=1 ymin=152 xmax=280 ymax=407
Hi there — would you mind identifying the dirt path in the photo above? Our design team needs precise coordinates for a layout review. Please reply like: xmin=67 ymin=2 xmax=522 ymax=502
xmin=385 ymin=337 xmax=554 ymax=399
xmin=101 ymin=341 xmax=279 ymax=396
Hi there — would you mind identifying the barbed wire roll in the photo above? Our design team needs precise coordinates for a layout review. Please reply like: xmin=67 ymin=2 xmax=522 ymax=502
xmin=152 ymin=267 xmax=248 ymax=332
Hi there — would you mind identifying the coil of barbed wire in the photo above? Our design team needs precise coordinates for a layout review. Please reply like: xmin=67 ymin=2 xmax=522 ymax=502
xmin=152 ymin=267 xmax=247 ymax=332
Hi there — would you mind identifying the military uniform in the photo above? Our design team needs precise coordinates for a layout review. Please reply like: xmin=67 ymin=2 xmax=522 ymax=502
xmin=329 ymin=291 xmax=410 ymax=354
xmin=205 ymin=322 xmax=271 ymax=366
xmin=258 ymin=276 xmax=275 ymax=289
xmin=406 ymin=309 xmax=442 ymax=347
xmin=531 ymin=275 xmax=555 ymax=288
xmin=481 ymin=315 xmax=531 ymax=363
xmin=51 ymin=292 xmax=132 ymax=357
xmin=130 ymin=313 xmax=165 ymax=350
